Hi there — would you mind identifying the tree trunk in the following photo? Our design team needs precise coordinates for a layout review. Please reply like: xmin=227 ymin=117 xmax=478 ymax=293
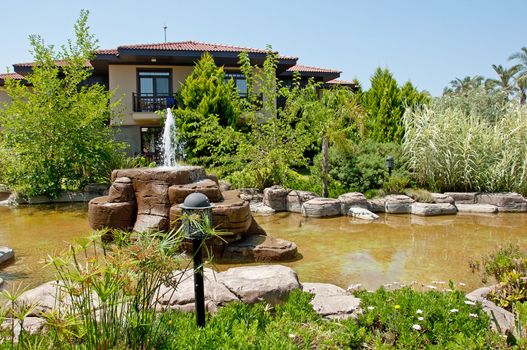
xmin=321 ymin=135 xmax=329 ymax=198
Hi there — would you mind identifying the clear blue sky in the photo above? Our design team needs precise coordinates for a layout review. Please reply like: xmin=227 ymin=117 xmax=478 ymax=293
xmin=1 ymin=0 xmax=525 ymax=96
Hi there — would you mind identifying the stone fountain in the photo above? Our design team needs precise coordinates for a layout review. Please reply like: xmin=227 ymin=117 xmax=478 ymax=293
xmin=88 ymin=109 xmax=296 ymax=262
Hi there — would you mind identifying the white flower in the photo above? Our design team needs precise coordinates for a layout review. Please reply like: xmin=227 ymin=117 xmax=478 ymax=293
xmin=469 ymin=313 xmax=478 ymax=318
xmin=412 ymin=324 xmax=422 ymax=331
xmin=418 ymin=316 xmax=424 ymax=321
xmin=416 ymin=309 xmax=423 ymax=314
xmin=367 ymin=306 xmax=375 ymax=311
xmin=450 ymin=308 xmax=459 ymax=313
xmin=464 ymin=300 xmax=476 ymax=306
xmin=426 ymin=285 xmax=437 ymax=289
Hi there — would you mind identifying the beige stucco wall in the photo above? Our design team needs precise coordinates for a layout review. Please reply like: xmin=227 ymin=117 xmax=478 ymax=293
xmin=109 ymin=65 xmax=194 ymax=126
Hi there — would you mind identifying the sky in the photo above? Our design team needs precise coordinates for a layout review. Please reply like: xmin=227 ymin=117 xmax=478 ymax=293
xmin=1 ymin=0 xmax=526 ymax=96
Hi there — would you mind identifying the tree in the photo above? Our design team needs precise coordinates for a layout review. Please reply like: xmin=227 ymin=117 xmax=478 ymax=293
xmin=443 ymin=76 xmax=485 ymax=96
xmin=362 ymin=68 xmax=428 ymax=143
xmin=176 ymin=52 xmax=242 ymax=163
xmin=509 ymin=47 xmax=527 ymax=104
xmin=485 ymin=64 xmax=520 ymax=98
xmin=0 ymin=10 xmax=124 ymax=197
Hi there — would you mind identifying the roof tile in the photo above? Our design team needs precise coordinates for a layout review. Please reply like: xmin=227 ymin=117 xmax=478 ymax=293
xmin=287 ymin=64 xmax=341 ymax=74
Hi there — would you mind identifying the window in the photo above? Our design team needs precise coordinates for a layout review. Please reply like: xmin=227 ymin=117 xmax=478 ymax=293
xmin=225 ymin=73 xmax=248 ymax=97
xmin=138 ymin=70 xmax=171 ymax=97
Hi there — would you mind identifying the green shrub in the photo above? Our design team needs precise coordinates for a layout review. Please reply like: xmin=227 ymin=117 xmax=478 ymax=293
xmin=470 ymin=245 xmax=527 ymax=310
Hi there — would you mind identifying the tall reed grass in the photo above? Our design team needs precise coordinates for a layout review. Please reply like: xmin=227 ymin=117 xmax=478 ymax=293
xmin=403 ymin=101 xmax=527 ymax=194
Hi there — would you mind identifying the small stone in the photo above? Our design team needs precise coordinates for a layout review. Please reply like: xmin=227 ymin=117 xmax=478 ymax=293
xmin=0 ymin=247 xmax=14 ymax=266
xmin=348 ymin=207 xmax=379 ymax=220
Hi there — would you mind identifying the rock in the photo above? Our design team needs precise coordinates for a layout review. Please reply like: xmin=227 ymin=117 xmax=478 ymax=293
xmin=0 ymin=189 xmax=11 ymax=201
xmin=250 ymin=202 xmax=276 ymax=215
xmin=286 ymin=190 xmax=317 ymax=213
xmin=347 ymin=283 xmax=363 ymax=294
xmin=157 ymin=269 xmax=239 ymax=312
xmin=476 ymin=193 xmax=527 ymax=212
xmin=107 ymin=177 xmax=134 ymax=202
xmin=111 ymin=166 xmax=206 ymax=184
xmin=302 ymin=282 xmax=361 ymax=320
xmin=444 ymin=192 xmax=478 ymax=204
xmin=367 ymin=198 xmax=386 ymax=213
xmin=217 ymin=265 xmax=300 ymax=305
xmin=239 ymin=188 xmax=263 ymax=203
xmin=338 ymin=192 xmax=369 ymax=214
xmin=223 ymin=235 xmax=297 ymax=262
xmin=456 ymin=203 xmax=498 ymax=214
xmin=134 ymin=214 xmax=169 ymax=232
xmin=263 ymin=186 xmax=291 ymax=212
xmin=168 ymin=179 xmax=223 ymax=204
xmin=0 ymin=246 xmax=14 ymax=266
xmin=0 ymin=278 xmax=3 ymax=288
xmin=170 ymin=190 xmax=252 ymax=234
xmin=431 ymin=193 xmax=455 ymax=204
xmin=246 ymin=218 xmax=267 ymax=236
xmin=88 ymin=197 xmax=135 ymax=230
xmin=219 ymin=181 xmax=231 ymax=192
xmin=1 ymin=317 xmax=45 ymax=342
xmin=348 ymin=207 xmax=379 ymax=220
xmin=18 ymin=281 xmax=72 ymax=315
xmin=466 ymin=286 xmax=516 ymax=335
xmin=384 ymin=195 xmax=414 ymax=214
xmin=301 ymin=198 xmax=341 ymax=217
xmin=410 ymin=202 xmax=457 ymax=216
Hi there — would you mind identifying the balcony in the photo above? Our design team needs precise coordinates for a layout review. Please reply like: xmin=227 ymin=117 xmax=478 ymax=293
xmin=132 ymin=93 xmax=177 ymax=112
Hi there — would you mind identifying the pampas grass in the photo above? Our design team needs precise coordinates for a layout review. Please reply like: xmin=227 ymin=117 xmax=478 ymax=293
xmin=403 ymin=100 xmax=527 ymax=195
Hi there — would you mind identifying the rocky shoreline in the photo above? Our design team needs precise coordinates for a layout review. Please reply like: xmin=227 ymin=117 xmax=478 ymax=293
xmin=4 ymin=264 xmax=514 ymax=338
xmin=247 ymin=186 xmax=527 ymax=218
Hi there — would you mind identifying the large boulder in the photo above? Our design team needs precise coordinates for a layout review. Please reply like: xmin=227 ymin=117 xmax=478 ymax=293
xmin=239 ymin=188 xmax=263 ymax=203
xmin=338 ymin=192 xmax=369 ymax=214
xmin=88 ymin=196 xmax=135 ymax=230
xmin=456 ymin=203 xmax=498 ymax=214
xmin=168 ymin=179 xmax=223 ymax=204
xmin=18 ymin=281 xmax=72 ymax=316
xmin=367 ymin=198 xmax=386 ymax=213
xmin=431 ymin=193 xmax=455 ymax=204
xmin=156 ymin=269 xmax=239 ymax=313
xmin=223 ymin=235 xmax=297 ymax=262
xmin=263 ymin=186 xmax=291 ymax=212
xmin=476 ymin=193 xmax=527 ymax=212
xmin=302 ymin=282 xmax=362 ymax=320
xmin=348 ymin=207 xmax=379 ymax=220
xmin=169 ymin=190 xmax=252 ymax=234
xmin=286 ymin=190 xmax=317 ymax=213
xmin=301 ymin=198 xmax=341 ymax=217
xmin=385 ymin=195 xmax=414 ymax=214
xmin=410 ymin=202 xmax=457 ymax=216
xmin=466 ymin=286 xmax=516 ymax=335
xmin=0 ymin=247 xmax=14 ymax=266
xmin=217 ymin=265 xmax=300 ymax=305
xmin=444 ymin=192 xmax=477 ymax=204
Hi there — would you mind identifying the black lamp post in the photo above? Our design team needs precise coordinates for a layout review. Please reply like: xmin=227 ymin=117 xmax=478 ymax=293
xmin=180 ymin=192 xmax=213 ymax=328
xmin=386 ymin=155 xmax=394 ymax=177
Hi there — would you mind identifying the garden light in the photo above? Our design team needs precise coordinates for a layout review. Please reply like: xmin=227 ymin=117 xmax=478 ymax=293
xmin=180 ymin=192 xmax=213 ymax=328
xmin=386 ymin=155 xmax=394 ymax=176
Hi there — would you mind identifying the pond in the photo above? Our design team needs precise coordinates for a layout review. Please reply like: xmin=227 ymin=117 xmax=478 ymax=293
xmin=1 ymin=204 xmax=527 ymax=291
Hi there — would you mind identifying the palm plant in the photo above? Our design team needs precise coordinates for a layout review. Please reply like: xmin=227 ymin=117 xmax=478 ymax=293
xmin=509 ymin=47 xmax=527 ymax=104
xmin=443 ymin=76 xmax=484 ymax=96
xmin=485 ymin=64 xmax=520 ymax=98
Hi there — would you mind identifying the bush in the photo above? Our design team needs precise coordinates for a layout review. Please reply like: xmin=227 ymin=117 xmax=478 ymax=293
xmin=326 ymin=139 xmax=406 ymax=194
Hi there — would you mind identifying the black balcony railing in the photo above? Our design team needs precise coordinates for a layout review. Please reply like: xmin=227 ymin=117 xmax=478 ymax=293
xmin=132 ymin=93 xmax=177 ymax=112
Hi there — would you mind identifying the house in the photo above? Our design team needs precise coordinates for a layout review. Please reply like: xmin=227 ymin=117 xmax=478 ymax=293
xmin=0 ymin=41 xmax=354 ymax=157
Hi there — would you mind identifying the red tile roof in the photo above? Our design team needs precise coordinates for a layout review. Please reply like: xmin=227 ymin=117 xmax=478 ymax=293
xmin=0 ymin=73 xmax=24 ymax=80
xmin=114 ymin=41 xmax=297 ymax=60
xmin=13 ymin=60 xmax=93 ymax=68
xmin=326 ymin=79 xmax=355 ymax=85
xmin=287 ymin=64 xmax=341 ymax=74
xmin=95 ymin=49 xmax=118 ymax=55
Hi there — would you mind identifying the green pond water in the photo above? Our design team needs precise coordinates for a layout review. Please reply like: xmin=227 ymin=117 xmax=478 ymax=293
xmin=1 ymin=204 xmax=527 ymax=291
